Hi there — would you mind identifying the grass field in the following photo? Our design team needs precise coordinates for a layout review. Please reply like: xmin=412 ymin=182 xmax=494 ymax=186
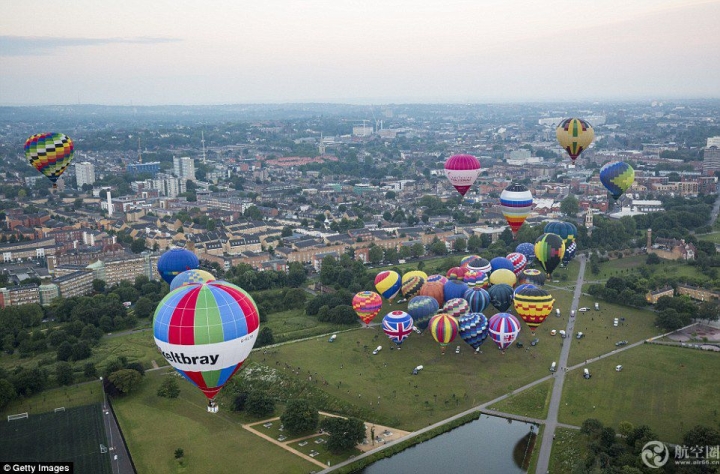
xmin=558 ymin=344 xmax=720 ymax=443
xmin=0 ymin=404 xmax=111 ymax=474
xmin=488 ymin=379 xmax=553 ymax=420
xmin=112 ymin=370 xmax=317 ymax=474
xmin=548 ymin=427 xmax=587 ymax=473
xmin=263 ymin=308 xmax=353 ymax=343
xmin=1 ymin=380 xmax=104 ymax=417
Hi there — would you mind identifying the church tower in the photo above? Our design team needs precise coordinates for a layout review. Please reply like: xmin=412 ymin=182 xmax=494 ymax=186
xmin=647 ymin=228 xmax=652 ymax=249
xmin=585 ymin=209 xmax=594 ymax=236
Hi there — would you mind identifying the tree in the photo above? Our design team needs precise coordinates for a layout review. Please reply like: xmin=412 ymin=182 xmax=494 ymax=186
xmin=467 ymin=235 xmax=483 ymax=253
xmin=55 ymin=362 xmax=74 ymax=386
xmin=0 ymin=379 xmax=16 ymax=409
xmin=281 ymin=399 xmax=319 ymax=435
xmin=256 ymin=327 xmax=275 ymax=347
xmin=560 ymin=195 xmax=579 ymax=217
xmin=244 ymin=391 xmax=275 ymax=417
xmin=174 ymin=448 xmax=184 ymax=459
xmin=130 ymin=238 xmax=147 ymax=254
xmin=320 ymin=417 xmax=366 ymax=453
xmin=56 ymin=341 xmax=73 ymax=361
xmin=368 ymin=245 xmax=384 ymax=264
xmin=92 ymin=279 xmax=106 ymax=293
xmin=454 ymin=237 xmax=467 ymax=253
xmin=646 ymin=253 xmax=661 ymax=265
xmin=83 ymin=362 xmax=97 ymax=379
xmin=697 ymin=301 xmax=720 ymax=323
xmin=157 ymin=376 xmax=180 ymax=399
xmin=71 ymin=341 xmax=92 ymax=361
xmin=108 ymin=369 xmax=143 ymax=394
xmin=133 ymin=297 xmax=155 ymax=319
xmin=429 ymin=239 xmax=448 ymax=256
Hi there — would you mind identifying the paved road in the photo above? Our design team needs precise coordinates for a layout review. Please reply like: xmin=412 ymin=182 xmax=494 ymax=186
xmin=102 ymin=395 xmax=135 ymax=474
xmin=535 ymin=254 xmax=586 ymax=474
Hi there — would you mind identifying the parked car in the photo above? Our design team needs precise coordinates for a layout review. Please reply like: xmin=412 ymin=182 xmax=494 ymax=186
xmin=550 ymin=329 xmax=557 ymax=336
xmin=578 ymin=307 xmax=589 ymax=312
xmin=615 ymin=365 xmax=623 ymax=372
xmin=531 ymin=338 xmax=540 ymax=346
xmin=615 ymin=340 xmax=628 ymax=346
xmin=372 ymin=346 xmax=382 ymax=355
xmin=576 ymin=332 xmax=584 ymax=339
xmin=455 ymin=345 xmax=461 ymax=354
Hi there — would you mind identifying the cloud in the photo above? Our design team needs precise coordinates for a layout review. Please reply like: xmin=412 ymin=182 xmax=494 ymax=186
xmin=0 ymin=36 xmax=181 ymax=56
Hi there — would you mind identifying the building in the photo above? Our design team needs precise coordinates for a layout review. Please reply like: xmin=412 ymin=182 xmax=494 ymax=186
xmin=708 ymin=137 xmax=720 ymax=148
xmin=676 ymin=284 xmax=720 ymax=302
xmin=173 ymin=156 xmax=196 ymax=181
xmin=0 ymin=284 xmax=40 ymax=307
xmin=53 ymin=270 xmax=94 ymax=298
xmin=127 ymin=162 xmax=161 ymax=176
xmin=703 ymin=146 xmax=720 ymax=176
xmin=646 ymin=229 xmax=696 ymax=261
xmin=75 ymin=161 xmax=96 ymax=187
xmin=646 ymin=287 xmax=674 ymax=304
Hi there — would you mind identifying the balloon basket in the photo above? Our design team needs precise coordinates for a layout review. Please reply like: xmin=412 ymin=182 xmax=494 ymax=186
xmin=207 ymin=400 xmax=218 ymax=413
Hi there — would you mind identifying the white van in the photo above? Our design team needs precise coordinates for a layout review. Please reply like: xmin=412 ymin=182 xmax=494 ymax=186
xmin=559 ymin=330 xmax=567 ymax=338
xmin=550 ymin=362 xmax=557 ymax=372
xmin=328 ymin=334 xmax=337 ymax=343
xmin=555 ymin=308 xmax=560 ymax=317
xmin=576 ymin=332 xmax=584 ymax=339
xmin=594 ymin=302 xmax=600 ymax=310
xmin=583 ymin=368 xmax=591 ymax=379
xmin=615 ymin=365 xmax=623 ymax=372
xmin=372 ymin=346 xmax=382 ymax=355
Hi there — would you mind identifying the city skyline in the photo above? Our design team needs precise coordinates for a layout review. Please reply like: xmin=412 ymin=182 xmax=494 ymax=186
xmin=2 ymin=0 xmax=720 ymax=105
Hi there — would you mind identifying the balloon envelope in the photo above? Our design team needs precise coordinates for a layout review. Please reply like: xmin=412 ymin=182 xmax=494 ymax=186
xmin=442 ymin=298 xmax=470 ymax=320
xmin=556 ymin=118 xmax=594 ymax=161
xmin=515 ymin=243 xmax=536 ymax=265
xmin=514 ymin=286 xmax=555 ymax=334
xmin=443 ymin=280 xmax=469 ymax=302
xmin=600 ymin=161 xmax=635 ymax=201
xmin=375 ymin=271 xmax=401 ymax=301
xmin=353 ymin=291 xmax=383 ymax=326
xmin=534 ymin=233 xmax=565 ymax=277
xmin=506 ymin=252 xmax=528 ymax=276
xmin=518 ymin=269 xmax=546 ymax=287
xmin=488 ymin=283 xmax=514 ymax=312
xmin=466 ymin=258 xmax=492 ymax=275
xmin=488 ymin=313 xmax=521 ymax=351
xmin=562 ymin=241 xmax=577 ymax=265
xmin=444 ymin=154 xmax=481 ymax=196
xmin=500 ymin=183 xmax=533 ymax=237
xmin=170 ymin=269 xmax=216 ymax=291
xmin=407 ymin=296 xmax=440 ymax=330
xmin=458 ymin=312 xmax=489 ymax=350
xmin=490 ymin=257 xmax=514 ymax=273
xmin=446 ymin=266 xmax=468 ymax=281
xmin=24 ymin=133 xmax=74 ymax=187
xmin=152 ymin=281 xmax=260 ymax=399
xmin=460 ymin=255 xmax=482 ymax=267
xmin=429 ymin=313 xmax=459 ymax=352
xmin=427 ymin=274 xmax=448 ymax=285
xmin=463 ymin=270 xmax=488 ymax=289
xmin=464 ymin=287 xmax=490 ymax=313
xmin=382 ymin=311 xmax=414 ymax=346
xmin=489 ymin=268 xmax=517 ymax=287
xmin=157 ymin=248 xmax=200 ymax=285
xmin=419 ymin=280 xmax=445 ymax=307
xmin=401 ymin=274 xmax=426 ymax=299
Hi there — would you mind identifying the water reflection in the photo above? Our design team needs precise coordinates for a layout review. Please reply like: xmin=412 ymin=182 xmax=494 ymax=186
xmin=361 ymin=415 xmax=538 ymax=474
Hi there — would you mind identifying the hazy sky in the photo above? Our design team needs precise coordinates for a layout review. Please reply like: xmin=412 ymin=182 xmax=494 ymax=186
xmin=1 ymin=0 xmax=719 ymax=105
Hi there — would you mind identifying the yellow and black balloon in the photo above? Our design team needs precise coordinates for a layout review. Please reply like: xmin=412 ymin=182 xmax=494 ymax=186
xmin=556 ymin=118 xmax=594 ymax=162
xmin=24 ymin=133 xmax=75 ymax=188
xmin=514 ymin=286 xmax=555 ymax=335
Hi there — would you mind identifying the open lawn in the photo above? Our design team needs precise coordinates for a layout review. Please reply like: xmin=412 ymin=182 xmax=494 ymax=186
xmin=1 ymin=380 xmax=104 ymax=417
xmin=566 ymin=296 xmax=663 ymax=366
xmin=697 ymin=231 xmax=720 ymax=244
xmin=263 ymin=308 xmax=352 ymax=343
xmin=558 ymin=344 xmax=720 ymax=443
xmin=548 ymin=427 xmax=587 ymax=473
xmin=488 ymin=379 xmax=553 ymax=420
xmin=112 ymin=369 xmax=316 ymax=474
xmin=588 ymin=256 xmax=709 ymax=284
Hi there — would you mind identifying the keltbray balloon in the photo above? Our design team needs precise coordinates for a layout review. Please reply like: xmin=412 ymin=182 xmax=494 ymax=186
xmin=515 ymin=243 xmax=536 ymax=265
xmin=556 ymin=118 xmax=594 ymax=162
xmin=157 ymin=248 xmax=200 ymax=285
xmin=506 ymin=252 xmax=528 ymax=276
xmin=600 ymin=161 xmax=635 ymax=201
xmin=489 ymin=268 xmax=517 ymax=287
xmin=514 ymin=286 xmax=555 ymax=335
xmin=444 ymin=154 xmax=481 ymax=196
xmin=382 ymin=311 xmax=414 ymax=347
xmin=487 ymin=283 xmax=514 ymax=312
xmin=488 ymin=312 xmax=521 ymax=354
xmin=429 ymin=313 xmax=459 ymax=354
xmin=500 ymin=183 xmax=533 ymax=238
xmin=24 ymin=132 xmax=74 ymax=188
xmin=170 ymin=269 xmax=216 ymax=291
xmin=534 ymin=233 xmax=565 ymax=278
xmin=458 ymin=312 xmax=489 ymax=351
xmin=464 ymin=287 xmax=490 ymax=313
xmin=375 ymin=270 xmax=401 ymax=301
xmin=152 ymin=281 xmax=259 ymax=402
xmin=353 ymin=291 xmax=383 ymax=326
xmin=407 ymin=295 xmax=439 ymax=330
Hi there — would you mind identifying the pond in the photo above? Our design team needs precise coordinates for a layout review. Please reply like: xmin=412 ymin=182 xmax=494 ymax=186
xmin=361 ymin=414 xmax=538 ymax=474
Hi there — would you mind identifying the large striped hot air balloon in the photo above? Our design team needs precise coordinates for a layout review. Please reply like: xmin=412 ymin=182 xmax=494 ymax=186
xmin=352 ymin=291 xmax=383 ymax=326
xmin=375 ymin=270 xmax=401 ymax=301
xmin=442 ymin=298 xmax=470 ymax=320
xmin=444 ymin=154 xmax=481 ymax=196
xmin=382 ymin=311 xmax=414 ymax=347
xmin=170 ymin=269 xmax=216 ymax=291
xmin=458 ymin=312 xmax=489 ymax=352
xmin=152 ymin=281 xmax=260 ymax=405
xmin=506 ymin=252 xmax=528 ymax=276
xmin=429 ymin=313 xmax=459 ymax=354
xmin=24 ymin=133 xmax=75 ymax=188
xmin=600 ymin=161 xmax=635 ymax=201
xmin=534 ymin=233 xmax=565 ymax=278
xmin=514 ymin=286 xmax=555 ymax=335
xmin=464 ymin=287 xmax=490 ymax=314
xmin=407 ymin=295 xmax=439 ymax=330
xmin=556 ymin=118 xmax=594 ymax=162
xmin=515 ymin=243 xmax=536 ymax=265
xmin=488 ymin=313 xmax=521 ymax=353
xmin=463 ymin=270 xmax=488 ymax=289
xmin=157 ymin=248 xmax=200 ymax=285
xmin=466 ymin=258 xmax=492 ymax=275
xmin=500 ymin=183 xmax=534 ymax=238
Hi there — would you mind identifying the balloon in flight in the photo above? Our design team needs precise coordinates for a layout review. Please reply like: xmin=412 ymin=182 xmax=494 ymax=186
xmin=352 ymin=291 xmax=383 ymax=326
xmin=157 ymin=248 xmax=200 ymax=285
xmin=534 ymin=233 xmax=565 ymax=278
xmin=556 ymin=118 xmax=594 ymax=162
xmin=24 ymin=132 xmax=75 ymax=188
xmin=444 ymin=154 xmax=481 ymax=196
xmin=600 ymin=161 xmax=635 ymax=201
xmin=500 ymin=183 xmax=534 ymax=238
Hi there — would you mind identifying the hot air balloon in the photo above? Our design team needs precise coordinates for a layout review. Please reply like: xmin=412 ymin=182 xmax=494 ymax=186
xmin=562 ymin=241 xmax=577 ymax=266
xmin=515 ymin=243 xmax=536 ymax=265
xmin=544 ymin=222 xmax=576 ymax=246
xmin=464 ymin=287 xmax=490 ymax=313
xmin=170 ymin=269 xmax=216 ymax=291
xmin=442 ymin=298 xmax=470 ymax=320
xmin=375 ymin=270 xmax=401 ymax=301
xmin=444 ymin=279 xmax=469 ymax=302
xmin=460 ymin=255 xmax=482 ymax=267
xmin=24 ymin=133 xmax=75 ymax=188
xmin=427 ymin=274 xmax=448 ymax=285
xmin=600 ymin=161 xmax=635 ymax=201
xmin=152 ymin=281 xmax=259 ymax=406
xmin=446 ymin=266 xmax=468 ymax=281
xmin=157 ymin=248 xmax=200 ymax=285
xmin=458 ymin=312 xmax=489 ymax=352
xmin=489 ymin=268 xmax=517 ymax=287
xmin=382 ymin=311 xmax=414 ymax=347
xmin=500 ymin=183 xmax=534 ymax=238
xmin=404 ymin=270 xmax=429 ymax=281
xmin=444 ymin=154 xmax=481 ymax=196
xmin=407 ymin=295 xmax=439 ymax=330
xmin=401 ymin=274 xmax=426 ymax=299
xmin=514 ymin=286 xmax=555 ymax=335
xmin=352 ymin=291 xmax=383 ymax=326
xmin=506 ymin=252 xmax=528 ymax=276
xmin=513 ymin=284 xmax=538 ymax=297
xmin=488 ymin=284 xmax=514 ymax=312
xmin=534 ymin=233 xmax=565 ymax=278
xmin=429 ymin=313 xmax=459 ymax=354
xmin=488 ymin=313 xmax=521 ymax=353
xmin=490 ymin=257 xmax=514 ymax=274
xmin=463 ymin=270 xmax=488 ymax=289
xmin=556 ymin=118 xmax=594 ymax=162
xmin=419 ymin=280 xmax=445 ymax=307
xmin=518 ymin=269 xmax=546 ymax=287
xmin=466 ymin=258 xmax=492 ymax=275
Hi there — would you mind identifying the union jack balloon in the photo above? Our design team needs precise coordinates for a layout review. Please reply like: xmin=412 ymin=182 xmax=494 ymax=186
xmin=382 ymin=311 xmax=414 ymax=347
